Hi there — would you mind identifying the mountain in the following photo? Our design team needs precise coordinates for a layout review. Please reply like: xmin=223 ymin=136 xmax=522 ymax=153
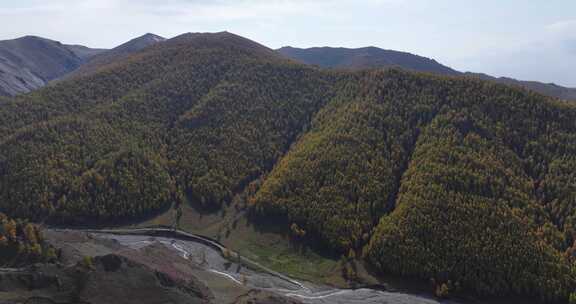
xmin=0 ymin=36 xmax=106 ymax=96
xmin=0 ymin=31 xmax=576 ymax=302
xmin=279 ymin=46 xmax=576 ymax=101
xmin=466 ymin=72 xmax=576 ymax=101
xmin=0 ymin=33 xmax=165 ymax=97
xmin=278 ymin=46 xmax=459 ymax=75
xmin=65 ymin=44 xmax=107 ymax=60
xmin=66 ymin=33 xmax=166 ymax=79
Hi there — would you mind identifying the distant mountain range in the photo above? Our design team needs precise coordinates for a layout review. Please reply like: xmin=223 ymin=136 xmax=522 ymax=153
xmin=0 ymin=36 xmax=105 ymax=96
xmin=65 ymin=33 xmax=166 ymax=79
xmin=0 ymin=34 xmax=165 ymax=96
xmin=278 ymin=46 xmax=576 ymax=101
xmin=278 ymin=46 xmax=460 ymax=76
xmin=1 ymin=35 xmax=574 ymax=101
xmin=463 ymin=72 xmax=576 ymax=101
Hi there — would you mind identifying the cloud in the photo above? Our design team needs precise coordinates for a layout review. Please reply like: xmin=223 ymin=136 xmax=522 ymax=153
xmin=544 ymin=20 xmax=576 ymax=56
xmin=546 ymin=19 xmax=576 ymax=34
xmin=174 ymin=1 xmax=324 ymax=21
xmin=564 ymin=39 xmax=576 ymax=54
xmin=1 ymin=0 xmax=408 ymax=19
xmin=546 ymin=20 xmax=576 ymax=44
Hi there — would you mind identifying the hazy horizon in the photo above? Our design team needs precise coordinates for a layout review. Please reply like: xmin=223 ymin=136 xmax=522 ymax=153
xmin=1 ymin=0 xmax=574 ymax=87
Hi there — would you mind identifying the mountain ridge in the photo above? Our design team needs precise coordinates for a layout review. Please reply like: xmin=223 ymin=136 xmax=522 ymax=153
xmin=278 ymin=45 xmax=460 ymax=76
xmin=278 ymin=46 xmax=576 ymax=101
xmin=62 ymin=33 xmax=166 ymax=79
xmin=0 ymin=35 xmax=106 ymax=96
xmin=464 ymin=71 xmax=576 ymax=100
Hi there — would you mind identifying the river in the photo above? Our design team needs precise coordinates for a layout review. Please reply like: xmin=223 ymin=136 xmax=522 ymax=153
xmin=89 ymin=231 xmax=462 ymax=304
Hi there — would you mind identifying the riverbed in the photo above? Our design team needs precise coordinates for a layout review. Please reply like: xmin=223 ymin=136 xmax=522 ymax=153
xmin=89 ymin=232 xmax=455 ymax=304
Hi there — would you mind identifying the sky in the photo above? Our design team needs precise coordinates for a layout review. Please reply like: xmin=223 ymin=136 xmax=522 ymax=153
xmin=1 ymin=0 xmax=575 ymax=87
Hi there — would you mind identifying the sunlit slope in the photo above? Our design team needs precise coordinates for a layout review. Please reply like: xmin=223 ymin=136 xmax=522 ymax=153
xmin=254 ymin=70 xmax=576 ymax=300
xmin=366 ymin=111 xmax=573 ymax=300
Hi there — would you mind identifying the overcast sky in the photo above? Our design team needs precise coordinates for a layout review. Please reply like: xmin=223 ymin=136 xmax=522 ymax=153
xmin=1 ymin=0 xmax=574 ymax=87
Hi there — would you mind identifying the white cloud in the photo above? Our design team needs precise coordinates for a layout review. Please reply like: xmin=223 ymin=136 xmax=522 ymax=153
xmin=546 ymin=19 xmax=576 ymax=33
xmin=544 ymin=20 xmax=576 ymax=55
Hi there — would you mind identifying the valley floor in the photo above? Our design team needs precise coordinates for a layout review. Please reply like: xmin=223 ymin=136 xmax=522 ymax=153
xmin=117 ymin=203 xmax=548 ymax=304
xmin=126 ymin=201 xmax=348 ymax=286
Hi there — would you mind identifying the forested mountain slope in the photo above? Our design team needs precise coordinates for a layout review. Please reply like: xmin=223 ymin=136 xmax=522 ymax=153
xmin=0 ymin=31 xmax=575 ymax=302
xmin=0 ymin=31 xmax=326 ymax=221
xmin=253 ymin=70 xmax=576 ymax=300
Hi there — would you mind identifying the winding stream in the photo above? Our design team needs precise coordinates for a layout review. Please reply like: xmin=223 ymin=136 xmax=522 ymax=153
xmin=91 ymin=231 xmax=457 ymax=304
